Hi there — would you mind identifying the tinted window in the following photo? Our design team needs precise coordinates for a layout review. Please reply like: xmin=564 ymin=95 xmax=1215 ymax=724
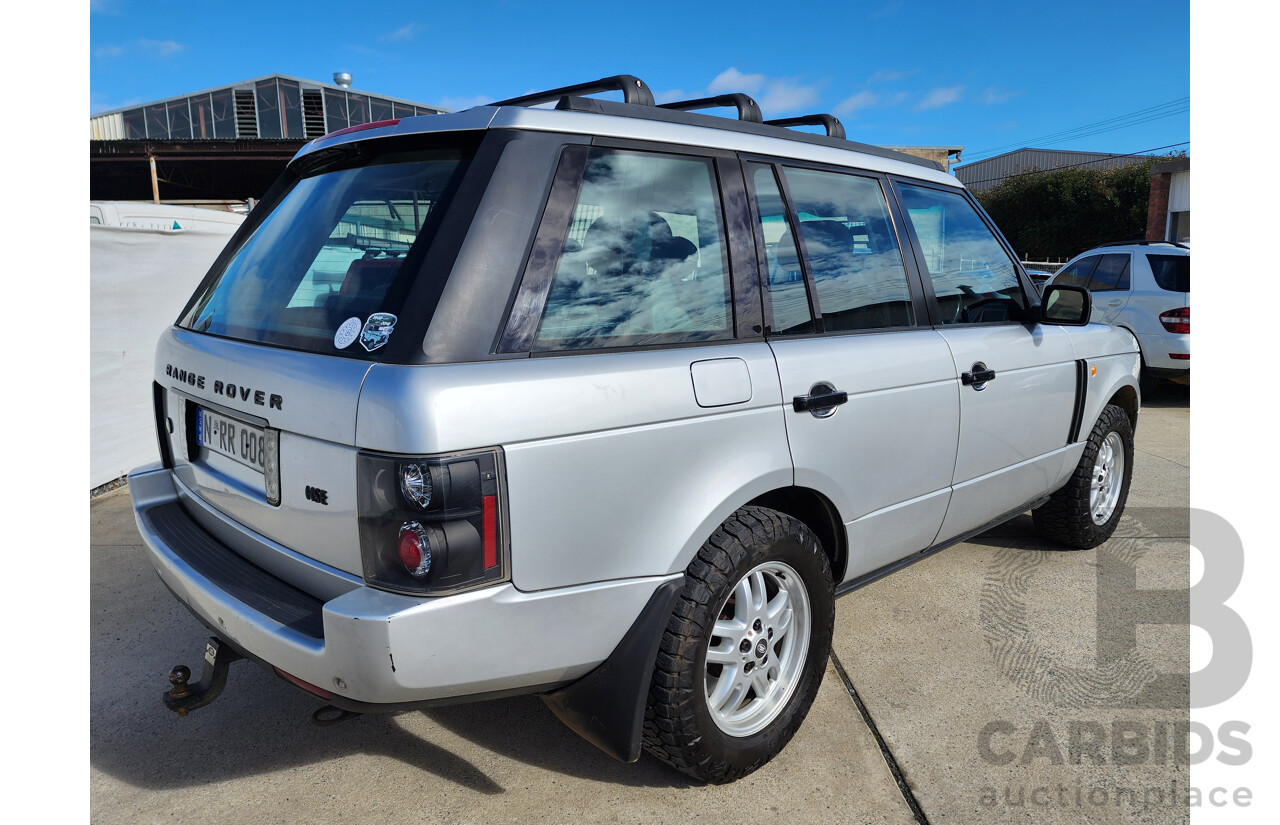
xmin=1055 ymin=257 xmax=1098 ymax=288
xmin=534 ymin=149 xmax=732 ymax=350
xmin=179 ymin=140 xmax=473 ymax=357
xmin=897 ymin=183 xmax=1025 ymax=324
xmin=782 ymin=167 xmax=914 ymax=331
xmin=1147 ymin=254 xmax=1190 ymax=292
xmin=1088 ymin=254 xmax=1130 ymax=291
xmin=749 ymin=164 xmax=813 ymax=335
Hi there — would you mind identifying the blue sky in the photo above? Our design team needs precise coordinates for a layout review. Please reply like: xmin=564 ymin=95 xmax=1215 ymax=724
xmin=90 ymin=0 xmax=1189 ymax=166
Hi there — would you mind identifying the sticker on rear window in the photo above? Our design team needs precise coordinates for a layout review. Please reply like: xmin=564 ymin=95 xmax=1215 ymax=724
xmin=334 ymin=317 xmax=362 ymax=350
xmin=360 ymin=313 xmax=398 ymax=352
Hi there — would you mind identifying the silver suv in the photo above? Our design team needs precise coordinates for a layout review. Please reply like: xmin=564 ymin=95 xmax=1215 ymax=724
xmin=128 ymin=75 xmax=1140 ymax=784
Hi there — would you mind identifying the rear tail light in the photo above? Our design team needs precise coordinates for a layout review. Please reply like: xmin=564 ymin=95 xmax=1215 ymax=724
xmin=357 ymin=449 xmax=506 ymax=596
xmin=1159 ymin=307 xmax=1190 ymax=334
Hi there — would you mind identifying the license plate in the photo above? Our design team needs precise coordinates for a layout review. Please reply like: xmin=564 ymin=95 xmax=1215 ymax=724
xmin=195 ymin=407 xmax=267 ymax=473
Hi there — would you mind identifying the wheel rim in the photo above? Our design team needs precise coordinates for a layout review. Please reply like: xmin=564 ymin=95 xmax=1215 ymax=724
xmin=703 ymin=560 xmax=811 ymax=737
xmin=1090 ymin=431 xmax=1126 ymax=525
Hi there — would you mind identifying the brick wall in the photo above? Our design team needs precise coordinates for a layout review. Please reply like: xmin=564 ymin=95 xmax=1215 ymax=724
xmin=1146 ymin=172 xmax=1171 ymax=241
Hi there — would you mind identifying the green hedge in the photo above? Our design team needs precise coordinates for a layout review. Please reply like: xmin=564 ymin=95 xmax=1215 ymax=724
xmin=975 ymin=158 xmax=1164 ymax=261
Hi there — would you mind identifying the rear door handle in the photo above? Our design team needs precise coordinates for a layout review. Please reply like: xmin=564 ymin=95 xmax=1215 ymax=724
xmin=792 ymin=384 xmax=848 ymax=414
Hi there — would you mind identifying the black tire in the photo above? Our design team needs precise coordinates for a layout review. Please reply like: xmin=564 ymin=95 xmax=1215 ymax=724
xmin=642 ymin=506 xmax=834 ymax=784
xmin=1033 ymin=403 xmax=1134 ymax=549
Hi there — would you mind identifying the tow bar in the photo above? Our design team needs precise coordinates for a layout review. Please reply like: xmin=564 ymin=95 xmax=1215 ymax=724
xmin=164 ymin=637 xmax=243 ymax=716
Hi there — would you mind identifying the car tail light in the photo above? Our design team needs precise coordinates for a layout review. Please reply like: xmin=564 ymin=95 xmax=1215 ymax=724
xmin=1159 ymin=307 xmax=1189 ymax=334
xmin=357 ymin=449 xmax=507 ymax=596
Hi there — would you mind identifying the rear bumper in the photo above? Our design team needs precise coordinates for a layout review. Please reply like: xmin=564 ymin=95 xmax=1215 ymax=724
xmin=128 ymin=463 xmax=673 ymax=706
xmin=1138 ymin=332 xmax=1190 ymax=375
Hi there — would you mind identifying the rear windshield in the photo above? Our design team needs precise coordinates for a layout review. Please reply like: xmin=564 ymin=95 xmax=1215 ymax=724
xmin=179 ymin=139 xmax=473 ymax=357
xmin=1146 ymin=253 xmax=1190 ymax=292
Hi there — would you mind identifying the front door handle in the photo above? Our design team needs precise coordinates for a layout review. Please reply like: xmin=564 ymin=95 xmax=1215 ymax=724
xmin=961 ymin=362 xmax=997 ymax=389
xmin=792 ymin=383 xmax=848 ymax=415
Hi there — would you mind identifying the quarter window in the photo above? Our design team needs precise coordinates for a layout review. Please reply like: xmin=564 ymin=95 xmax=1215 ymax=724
xmin=533 ymin=149 xmax=733 ymax=350
xmin=1087 ymin=254 xmax=1131 ymax=291
xmin=897 ymin=183 xmax=1026 ymax=324
xmin=748 ymin=164 xmax=813 ymax=335
xmin=781 ymin=167 xmax=915 ymax=331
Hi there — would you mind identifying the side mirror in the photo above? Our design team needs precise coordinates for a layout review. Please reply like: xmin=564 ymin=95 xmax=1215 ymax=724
xmin=1038 ymin=284 xmax=1092 ymax=326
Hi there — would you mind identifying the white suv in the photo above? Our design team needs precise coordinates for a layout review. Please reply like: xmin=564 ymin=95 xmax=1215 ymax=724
xmin=128 ymin=75 xmax=1140 ymax=784
xmin=1049 ymin=241 xmax=1189 ymax=391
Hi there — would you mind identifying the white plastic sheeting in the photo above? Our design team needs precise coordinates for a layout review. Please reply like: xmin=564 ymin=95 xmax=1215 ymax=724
xmin=90 ymin=221 xmax=241 ymax=487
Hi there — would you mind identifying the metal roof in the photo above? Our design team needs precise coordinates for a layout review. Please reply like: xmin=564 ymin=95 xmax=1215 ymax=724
xmin=954 ymin=148 xmax=1146 ymax=193
xmin=91 ymin=73 xmax=449 ymax=118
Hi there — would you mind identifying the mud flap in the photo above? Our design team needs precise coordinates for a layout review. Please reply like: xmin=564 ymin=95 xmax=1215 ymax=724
xmin=540 ymin=576 xmax=684 ymax=762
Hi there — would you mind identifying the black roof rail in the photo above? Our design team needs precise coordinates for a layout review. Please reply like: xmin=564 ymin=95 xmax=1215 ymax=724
xmin=765 ymin=114 xmax=846 ymax=141
xmin=1096 ymin=240 xmax=1190 ymax=250
xmin=492 ymin=74 xmax=654 ymax=108
xmin=658 ymin=94 xmax=763 ymax=124
xmin=551 ymin=96 xmax=941 ymax=171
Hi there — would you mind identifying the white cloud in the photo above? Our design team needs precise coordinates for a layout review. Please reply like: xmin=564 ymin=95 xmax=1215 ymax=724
xmin=382 ymin=23 xmax=424 ymax=43
xmin=759 ymin=79 xmax=820 ymax=115
xmin=437 ymin=94 xmax=494 ymax=111
xmin=916 ymin=86 xmax=963 ymax=111
xmin=979 ymin=86 xmax=1022 ymax=105
xmin=654 ymin=88 xmax=688 ymax=104
xmin=95 ymin=45 xmax=125 ymax=58
xmin=709 ymin=67 xmax=765 ymax=95
xmin=834 ymin=90 xmax=878 ymax=115
xmin=138 ymin=39 xmax=184 ymax=56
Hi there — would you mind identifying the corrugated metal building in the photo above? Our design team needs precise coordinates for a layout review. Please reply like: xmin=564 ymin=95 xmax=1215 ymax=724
xmin=954 ymin=148 xmax=1145 ymax=193
xmin=89 ymin=74 xmax=448 ymax=202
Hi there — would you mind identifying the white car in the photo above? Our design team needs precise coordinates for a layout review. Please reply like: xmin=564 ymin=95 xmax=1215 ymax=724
xmin=1048 ymin=242 xmax=1189 ymax=391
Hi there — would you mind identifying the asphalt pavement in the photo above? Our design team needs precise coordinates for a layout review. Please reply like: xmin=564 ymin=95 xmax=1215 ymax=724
xmin=90 ymin=383 xmax=1189 ymax=824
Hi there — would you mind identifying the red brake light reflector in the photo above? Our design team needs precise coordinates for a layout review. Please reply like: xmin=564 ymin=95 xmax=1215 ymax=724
xmin=483 ymin=495 xmax=498 ymax=570
xmin=273 ymin=667 xmax=332 ymax=700
xmin=1159 ymin=307 xmax=1190 ymax=334
xmin=1169 ymin=353 xmax=1190 ymax=360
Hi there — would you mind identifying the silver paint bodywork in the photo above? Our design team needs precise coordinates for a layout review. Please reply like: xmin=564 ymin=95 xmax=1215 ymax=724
xmin=131 ymin=105 xmax=1141 ymax=707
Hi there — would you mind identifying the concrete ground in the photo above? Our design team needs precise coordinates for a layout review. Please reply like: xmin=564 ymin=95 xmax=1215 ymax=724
xmin=90 ymin=384 xmax=1189 ymax=824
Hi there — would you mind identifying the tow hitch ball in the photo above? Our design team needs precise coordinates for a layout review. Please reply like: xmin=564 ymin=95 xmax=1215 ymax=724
xmin=164 ymin=637 xmax=242 ymax=717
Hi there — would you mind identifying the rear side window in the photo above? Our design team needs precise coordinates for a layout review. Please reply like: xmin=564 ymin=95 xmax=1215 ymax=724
xmin=780 ymin=167 xmax=914 ymax=331
xmin=1147 ymin=254 xmax=1190 ymax=292
xmin=1055 ymin=256 xmax=1099 ymax=289
xmin=533 ymin=148 xmax=732 ymax=350
xmin=896 ymin=183 xmax=1025 ymax=324
xmin=1088 ymin=254 xmax=1131 ymax=291
xmin=180 ymin=139 xmax=473 ymax=357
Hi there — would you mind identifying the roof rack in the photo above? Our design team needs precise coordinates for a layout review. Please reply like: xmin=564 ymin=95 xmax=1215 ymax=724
xmin=765 ymin=114 xmax=846 ymax=141
xmin=658 ymin=94 xmax=762 ymax=124
xmin=491 ymin=74 xmax=943 ymax=171
xmin=492 ymin=74 xmax=654 ymax=108
xmin=1097 ymin=240 xmax=1190 ymax=249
